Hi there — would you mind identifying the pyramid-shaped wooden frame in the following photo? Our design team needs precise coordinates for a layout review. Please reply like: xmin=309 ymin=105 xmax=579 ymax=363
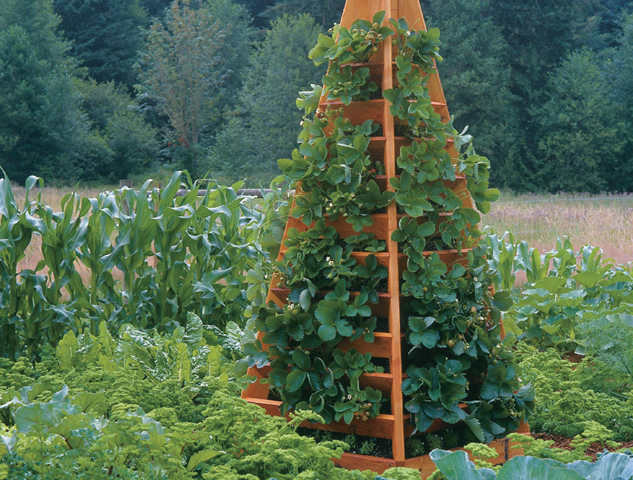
xmin=242 ymin=0 xmax=528 ymax=475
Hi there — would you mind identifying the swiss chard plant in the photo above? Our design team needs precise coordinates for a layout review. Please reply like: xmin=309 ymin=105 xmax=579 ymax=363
xmin=484 ymin=233 xmax=633 ymax=354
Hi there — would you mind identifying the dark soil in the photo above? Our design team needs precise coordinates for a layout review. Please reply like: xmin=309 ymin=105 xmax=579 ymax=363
xmin=375 ymin=317 xmax=389 ymax=332
xmin=533 ymin=433 xmax=633 ymax=461
xmin=370 ymin=125 xmax=384 ymax=137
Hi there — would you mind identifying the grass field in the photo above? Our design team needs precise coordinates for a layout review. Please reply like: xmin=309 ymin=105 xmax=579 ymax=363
xmin=8 ymin=183 xmax=633 ymax=267
xmin=482 ymin=191 xmax=633 ymax=266
xmin=9 ymin=184 xmax=116 ymax=210
xmin=9 ymin=184 xmax=118 ymax=273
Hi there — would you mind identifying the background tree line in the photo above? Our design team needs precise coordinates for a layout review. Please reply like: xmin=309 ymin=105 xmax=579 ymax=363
xmin=0 ymin=0 xmax=631 ymax=192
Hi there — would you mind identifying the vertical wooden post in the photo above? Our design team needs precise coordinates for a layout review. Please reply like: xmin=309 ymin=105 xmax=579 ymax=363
xmin=242 ymin=1 xmax=528 ymax=475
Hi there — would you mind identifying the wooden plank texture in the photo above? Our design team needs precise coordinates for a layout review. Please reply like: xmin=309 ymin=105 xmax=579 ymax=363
xmin=242 ymin=1 xmax=529 ymax=475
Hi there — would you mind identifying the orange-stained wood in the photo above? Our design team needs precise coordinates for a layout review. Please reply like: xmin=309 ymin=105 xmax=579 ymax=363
xmin=242 ymin=0 xmax=528 ymax=474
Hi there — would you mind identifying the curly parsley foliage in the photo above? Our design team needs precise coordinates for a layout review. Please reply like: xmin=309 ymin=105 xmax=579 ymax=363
xmin=0 ymin=318 xmax=414 ymax=479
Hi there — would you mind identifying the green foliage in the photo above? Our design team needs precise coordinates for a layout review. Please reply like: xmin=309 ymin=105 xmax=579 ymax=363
xmin=53 ymin=0 xmax=148 ymax=87
xmin=209 ymin=14 xmax=324 ymax=183
xmin=78 ymin=79 xmax=159 ymax=180
xmin=483 ymin=233 xmax=633 ymax=443
xmin=281 ymin=109 xmax=394 ymax=231
xmin=202 ymin=0 xmax=254 ymax=125
xmin=309 ymin=12 xmax=393 ymax=66
xmin=323 ymin=65 xmax=377 ymax=105
xmin=484 ymin=233 xmax=633 ymax=353
xmin=533 ymin=49 xmax=627 ymax=192
xmin=0 ymin=0 xmax=100 ymax=184
xmin=516 ymin=346 xmax=633 ymax=442
xmin=0 ymin=329 xmax=405 ymax=479
xmin=507 ymin=434 xmax=591 ymax=464
xmin=0 ymin=0 xmax=154 ymax=184
xmin=429 ymin=448 xmax=633 ymax=480
xmin=0 ymin=171 xmax=266 ymax=359
xmin=260 ymin=0 xmax=345 ymax=29
xmin=379 ymin=467 xmax=422 ymax=480
xmin=136 ymin=0 xmax=230 ymax=175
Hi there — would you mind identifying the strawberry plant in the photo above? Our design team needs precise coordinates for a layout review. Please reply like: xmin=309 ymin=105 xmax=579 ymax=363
xmin=309 ymin=11 xmax=394 ymax=67
xmin=384 ymin=18 xmax=528 ymax=442
xmin=323 ymin=66 xmax=378 ymax=105
xmin=280 ymin=108 xmax=394 ymax=232
xmin=245 ymin=10 xmax=532 ymax=453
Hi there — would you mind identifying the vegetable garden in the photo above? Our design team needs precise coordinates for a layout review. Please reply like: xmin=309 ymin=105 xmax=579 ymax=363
xmin=3 ymin=1 xmax=633 ymax=479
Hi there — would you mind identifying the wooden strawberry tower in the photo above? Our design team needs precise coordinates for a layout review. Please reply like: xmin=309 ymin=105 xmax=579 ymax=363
xmin=242 ymin=0 xmax=531 ymax=476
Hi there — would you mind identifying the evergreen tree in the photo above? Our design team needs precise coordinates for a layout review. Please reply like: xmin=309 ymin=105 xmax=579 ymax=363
xmin=240 ymin=0 xmax=277 ymax=29
xmin=607 ymin=13 xmax=633 ymax=191
xmin=596 ymin=0 xmax=633 ymax=47
xmin=53 ymin=0 xmax=148 ymax=88
xmin=533 ymin=49 xmax=626 ymax=192
xmin=0 ymin=0 xmax=100 ymax=183
xmin=78 ymin=80 xmax=159 ymax=181
xmin=423 ymin=0 xmax=522 ymax=190
xmin=203 ymin=0 xmax=254 ymax=132
xmin=208 ymin=14 xmax=324 ymax=184
xmin=262 ymin=0 xmax=345 ymax=29
xmin=142 ymin=0 xmax=173 ymax=19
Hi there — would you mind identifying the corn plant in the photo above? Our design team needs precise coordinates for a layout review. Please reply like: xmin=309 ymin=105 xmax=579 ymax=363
xmin=0 ymin=171 xmax=267 ymax=360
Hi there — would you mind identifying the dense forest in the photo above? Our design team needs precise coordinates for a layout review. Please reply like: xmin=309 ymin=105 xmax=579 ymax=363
xmin=0 ymin=0 xmax=632 ymax=192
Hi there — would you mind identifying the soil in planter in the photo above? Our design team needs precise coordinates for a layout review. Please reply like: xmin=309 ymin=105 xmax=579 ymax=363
xmin=394 ymin=123 xmax=409 ymax=137
xmin=369 ymin=89 xmax=383 ymax=100
xmin=374 ymin=278 xmax=389 ymax=293
xmin=370 ymin=125 xmax=384 ymax=137
xmin=405 ymin=424 xmax=480 ymax=458
xmin=370 ymin=356 xmax=391 ymax=373
xmin=374 ymin=317 xmax=389 ymax=333
xmin=297 ymin=428 xmax=394 ymax=458
xmin=396 ymin=236 xmax=457 ymax=253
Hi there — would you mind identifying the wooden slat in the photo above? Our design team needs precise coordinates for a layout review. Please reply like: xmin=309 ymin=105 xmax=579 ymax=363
xmin=339 ymin=332 xmax=393 ymax=358
xmin=320 ymin=98 xmax=385 ymax=126
xmin=359 ymin=372 xmax=394 ymax=392
xmin=242 ymin=369 xmax=270 ymax=401
xmin=243 ymin=397 xmax=282 ymax=417
xmin=382 ymin=0 xmax=406 ymax=460
xmin=335 ymin=453 xmax=400 ymax=472
xmin=243 ymin=2 xmax=528 ymax=474
xmin=397 ymin=250 xmax=471 ymax=273
xmin=284 ymin=214 xmax=390 ymax=240
xmin=340 ymin=0 xmax=385 ymax=27
xmin=304 ymin=413 xmax=396 ymax=439
xmin=350 ymin=251 xmax=390 ymax=267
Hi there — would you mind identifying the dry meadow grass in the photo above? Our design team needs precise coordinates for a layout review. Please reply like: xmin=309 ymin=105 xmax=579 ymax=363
xmin=9 ymin=184 xmax=118 ymax=277
xmin=9 ymin=184 xmax=110 ymax=212
xmin=482 ymin=192 xmax=633 ymax=266
xmin=8 ymin=185 xmax=633 ymax=275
